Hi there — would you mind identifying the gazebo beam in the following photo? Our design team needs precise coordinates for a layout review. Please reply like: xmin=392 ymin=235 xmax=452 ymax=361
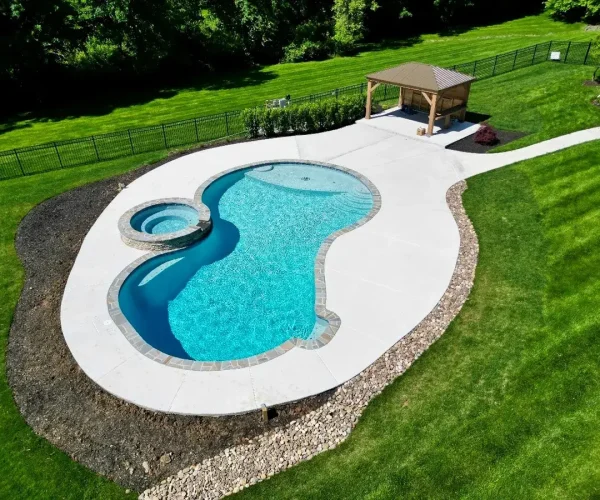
xmin=421 ymin=91 xmax=432 ymax=106
xmin=365 ymin=80 xmax=383 ymax=119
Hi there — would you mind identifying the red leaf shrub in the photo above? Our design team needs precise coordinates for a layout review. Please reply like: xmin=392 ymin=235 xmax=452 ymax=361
xmin=474 ymin=125 xmax=499 ymax=145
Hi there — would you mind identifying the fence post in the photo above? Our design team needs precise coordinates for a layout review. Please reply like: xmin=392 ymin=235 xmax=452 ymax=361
xmin=91 ymin=136 xmax=100 ymax=161
xmin=162 ymin=124 xmax=168 ymax=149
xmin=472 ymin=60 xmax=477 ymax=76
xmin=564 ymin=41 xmax=572 ymax=63
xmin=225 ymin=112 xmax=230 ymax=136
xmin=194 ymin=119 xmax=199 ymax=142
xmin=547 ymin=41 xmax=553 ymax=61
xmin=127 ymin=129 xmax=135 ymax=154
xmin=492 ymin=55 xmax=498 ymax=76
xmin=14 ymin=150 xmax=24 ymax=175
xmin=335 ymin=88 xmax=339 ymax=99
xmin=531 ymin=44 xmax=538 ymax=65
xmin=512 ymin=49 xmax=519 ymax=70
xmin=54 ymin=143 xmax=63 ymax=168
xmin=584 ymin=41 xmax=592 ymax=65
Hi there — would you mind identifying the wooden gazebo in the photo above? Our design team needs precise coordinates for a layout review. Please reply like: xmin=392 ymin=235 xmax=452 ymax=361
xmin=365 ymin=63 xmax=476 ymax=136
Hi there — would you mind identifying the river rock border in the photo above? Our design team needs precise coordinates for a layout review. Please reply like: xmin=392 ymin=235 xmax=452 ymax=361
xmin=140 ymin=179 xmax=478 ymax=500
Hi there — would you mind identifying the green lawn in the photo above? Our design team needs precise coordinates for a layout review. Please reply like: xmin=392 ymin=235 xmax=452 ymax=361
xmin=470 ymin=63 xmax=600 ymax=151
xmin=235 ymin=141 xmax=600 ymax=499
xmin=0 ymin=13 xmax=594 ymax=150
xmin=0 ymin=151 xmax=166 ymax=499
xmin=1 ymin=14 xmax=600 ymax=493
xmin=2 ymin=113 xmax=600 ymax=498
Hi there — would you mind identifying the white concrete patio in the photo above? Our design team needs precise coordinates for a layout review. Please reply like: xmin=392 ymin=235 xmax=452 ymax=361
xmin=61 ymin=122 xmax=600 ymax=415
xmin=357 ymin=106 xmax=480 ymax=147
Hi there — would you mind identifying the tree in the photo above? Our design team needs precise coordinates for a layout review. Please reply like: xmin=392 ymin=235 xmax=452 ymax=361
xmin=332 ymin=0 xmax=379 ymax=53
xmin=0 ymin=0 xmax=84 ymax=105
xmin=545 ymin=0 xmax=600 ymax=23
xmin=433 ymin=0 xmax=475 ymax=24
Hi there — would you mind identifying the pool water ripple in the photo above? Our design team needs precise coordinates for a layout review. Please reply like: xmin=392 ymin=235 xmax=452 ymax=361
xmin=119 ymin=163 xmax=374 ymax=362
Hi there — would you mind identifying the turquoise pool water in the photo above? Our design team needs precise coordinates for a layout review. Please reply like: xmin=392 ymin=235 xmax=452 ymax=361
xmin=119 ymin=163 xmax=373 ymax=362
xmin=130 ymin=203 xmax=199 ymax=235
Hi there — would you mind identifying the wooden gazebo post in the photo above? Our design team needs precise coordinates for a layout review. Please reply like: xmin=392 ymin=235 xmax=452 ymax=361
xmin=427 ymin=93 xmax=438 ymax=137
xmin=365 ymin=80 xmax=373 ymax=120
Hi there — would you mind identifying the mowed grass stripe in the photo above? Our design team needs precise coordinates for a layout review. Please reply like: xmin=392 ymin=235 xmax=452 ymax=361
xmin=0 ymin=14 xmax=593 ymax=150
xmin=234 ymin=141 xmax=600 ymax=499
xmin=0 ymin=152 xmax=168 ymax=499
xmin=469 ymin=63 xmax=600 ymax=151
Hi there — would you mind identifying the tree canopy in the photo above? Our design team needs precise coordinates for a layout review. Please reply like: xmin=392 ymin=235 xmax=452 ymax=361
xmin=545 ymin=0 xmax=600 ymax=23
xmin=1 ymin=0 xmax=544 ymax=113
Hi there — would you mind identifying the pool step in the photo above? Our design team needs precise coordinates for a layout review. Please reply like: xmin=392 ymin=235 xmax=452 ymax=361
xmin=330 ymin=189 xmax=373 ymax=214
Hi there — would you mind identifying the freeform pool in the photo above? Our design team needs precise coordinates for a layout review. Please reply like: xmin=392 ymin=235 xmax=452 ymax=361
xmin=117 ymin=162 xmax=376 ymax=364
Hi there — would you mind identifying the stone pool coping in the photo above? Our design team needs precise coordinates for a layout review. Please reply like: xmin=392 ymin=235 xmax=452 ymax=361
xmin=117 ymin=197 xmax=210 ymax=251
xmin=62 ymin=128 xmax=463 ymax=415
xmin=107 ymin=160 xmax=381 ymax=371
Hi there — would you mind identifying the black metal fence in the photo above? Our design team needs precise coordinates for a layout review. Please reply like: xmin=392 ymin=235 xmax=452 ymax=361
xmin=450 ymin=40 xmax=594 ymax=78
xmin=0 ymin=40 xmax=595 ymax=181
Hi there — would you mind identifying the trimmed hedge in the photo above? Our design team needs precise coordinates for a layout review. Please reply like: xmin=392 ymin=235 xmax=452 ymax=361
xmin=240 ymin=95 xmax=367 ymax=139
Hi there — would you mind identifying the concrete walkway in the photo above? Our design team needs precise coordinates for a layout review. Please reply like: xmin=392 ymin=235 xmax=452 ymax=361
xmin=61 ymin=121 xmax=600 ymax=415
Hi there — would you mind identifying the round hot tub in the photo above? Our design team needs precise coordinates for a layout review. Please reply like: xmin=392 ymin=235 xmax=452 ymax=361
xmin=131 ymin=203 xmax=200 ymax=235
xmin=118 ymin=198 xmax=210 ymax=250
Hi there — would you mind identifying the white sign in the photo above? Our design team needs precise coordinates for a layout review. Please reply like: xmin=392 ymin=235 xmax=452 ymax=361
xmin=550 ymin=51 xmax=561 ymax=61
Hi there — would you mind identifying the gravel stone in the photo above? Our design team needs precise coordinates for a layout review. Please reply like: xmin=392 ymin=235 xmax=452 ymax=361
xmin=141 ymin=180 xmax=478 ymax=499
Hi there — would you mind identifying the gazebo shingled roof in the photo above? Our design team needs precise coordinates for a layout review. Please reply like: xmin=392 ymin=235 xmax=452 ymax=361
xmin=364 ymin=62 xmax=476 ymax=136
xmin=366 ymin=62 xmax=475 ymax=92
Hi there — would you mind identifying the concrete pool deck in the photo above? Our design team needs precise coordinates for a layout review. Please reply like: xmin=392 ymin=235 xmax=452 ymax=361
xmin=61 ymin=121 xmax=600 ymax=415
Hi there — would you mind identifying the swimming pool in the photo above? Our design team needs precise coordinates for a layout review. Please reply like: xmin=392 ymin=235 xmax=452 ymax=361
xmin=117 ymin=161 xmax=376 ymax=365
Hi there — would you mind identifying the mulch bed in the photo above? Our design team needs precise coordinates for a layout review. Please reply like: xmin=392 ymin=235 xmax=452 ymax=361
xmin=6 ymin=143 xmax=332 ymax=492
xmin=446 ymin=129 xmax=527 ymax=154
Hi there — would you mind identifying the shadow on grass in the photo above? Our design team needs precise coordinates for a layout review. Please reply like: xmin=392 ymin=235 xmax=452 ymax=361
xmin=0 ymin=67 xmax=279 ymax=134
xmin=354 ymin=36 xmax=424 ymax=55
xmin=465 ymin=111 xmax=491 ymax=123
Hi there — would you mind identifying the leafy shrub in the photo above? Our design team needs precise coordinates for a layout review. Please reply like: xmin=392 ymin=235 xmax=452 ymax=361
xmin=259 ymin=109 xmax=276 ymax=137
xmin=474 ymin=125 xmax=499 ymax=145
xmin=323 ymin=100 xmax=340 ymax=128
xmin=287 ymin=106 xmax=304 ymax=133
xmin=241 ymin=108 xmax=261 ymax=138
xmin=282 ymin=40 xmax=330 ymax=63
xmin=591 ymin=35 xmax=600 ymax=70
xmin=274 ymin=107 xmax=291 ymax=134
xmin=241 ymin=94 xmax=366 ymax=139
xmin=309 ymin=102 xmax=329 ymax=131
xmin=545 ymin=0 xmax=600 ymax=23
